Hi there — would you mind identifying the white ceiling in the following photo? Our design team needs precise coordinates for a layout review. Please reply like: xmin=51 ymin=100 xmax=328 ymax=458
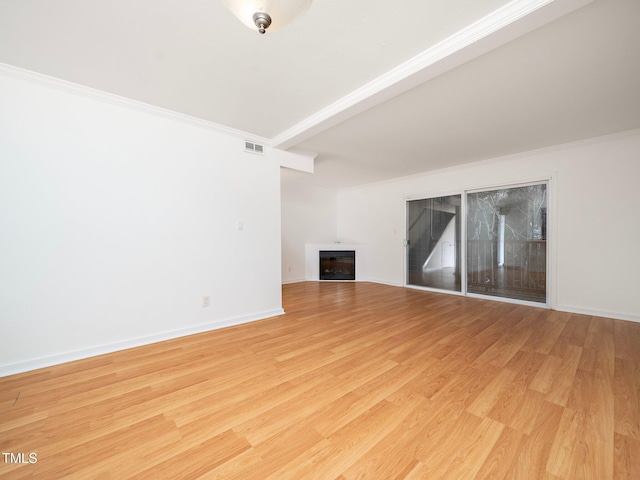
xmin=1 ymin=0 xmax=639 ymax=189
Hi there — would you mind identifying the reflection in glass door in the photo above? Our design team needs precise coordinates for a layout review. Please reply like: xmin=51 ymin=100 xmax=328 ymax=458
xmin=466 ymin=183 xmax=547 ymax=303
xmin=406 ymin=195 xmax=461 ymax=292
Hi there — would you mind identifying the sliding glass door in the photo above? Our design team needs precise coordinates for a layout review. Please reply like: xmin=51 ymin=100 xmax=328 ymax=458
xmin=467 ymin=183 xmax=547 ymax=303
xmin=406 ymin=195 xmax=461 ymax=292
xmin=406 ymin=182 xmax=547 ymax=304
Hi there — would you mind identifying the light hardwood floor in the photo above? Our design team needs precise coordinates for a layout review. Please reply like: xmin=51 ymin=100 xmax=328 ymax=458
xmin=1 ymin=282 xmax=639 ymax=479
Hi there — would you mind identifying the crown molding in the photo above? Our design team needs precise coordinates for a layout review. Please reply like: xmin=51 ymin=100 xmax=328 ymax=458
xmin=272 ymin=0 xmax=593 ymax=150
xmin=0 ymin=62 xmax=271 ymax=146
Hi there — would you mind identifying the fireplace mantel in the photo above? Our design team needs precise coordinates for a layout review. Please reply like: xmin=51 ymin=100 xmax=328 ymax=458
xmin=305 ymin=243 xmax=370 ymax=281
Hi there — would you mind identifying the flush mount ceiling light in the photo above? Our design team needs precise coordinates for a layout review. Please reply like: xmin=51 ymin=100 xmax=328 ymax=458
xmin=220 ymin=0 xmax=312 ymax=34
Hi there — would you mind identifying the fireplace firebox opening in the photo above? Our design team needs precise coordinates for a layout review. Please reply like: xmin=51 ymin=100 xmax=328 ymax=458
xmin=319 ymin=250 xmax=355 ymax=281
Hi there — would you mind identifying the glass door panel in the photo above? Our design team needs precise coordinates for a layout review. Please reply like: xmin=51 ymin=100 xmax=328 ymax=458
xmin=466 ymin=183 xmax=547 ymax=303
xmin=407 ymin=195 xmax=461 ymax=292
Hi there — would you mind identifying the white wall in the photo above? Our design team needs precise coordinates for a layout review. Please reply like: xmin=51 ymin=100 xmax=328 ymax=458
xmin=337 ymin=131 xmax=640 ymax=322
xmin=281 ymin=181 xmax=337 ymax=283
xmin=0 ymin=72 xmax=289 ymax=375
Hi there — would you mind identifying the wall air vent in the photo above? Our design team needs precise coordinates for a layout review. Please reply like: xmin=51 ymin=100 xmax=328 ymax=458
xmin=244 ymin=141 xmax=264 ymax=155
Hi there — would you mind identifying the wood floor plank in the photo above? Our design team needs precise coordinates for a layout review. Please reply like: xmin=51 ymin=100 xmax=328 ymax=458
xmin=614 ymin=357 xmax=640 ymax=439
xmin=613 ymin=433 xmax=640 ymax=480
xmin=441 ymin=415 xmax=505 ymax=479
xmin=338 ymin=394 xmax=428 ymax=480
xmin=473 ymin=425 xmax=527 ymax=479
xmin=546 ymin=407 xmax=587 ymax=478
xmin=567 ymin=366 xmax=595 ymax=413
xmin=466 ymin=367 xmax=518 ymax=418
xmin=506 ymin=400 xmax=564 ymax=479
xmin=489 ymin=385 xmax=546 ymax=435
xmin=529 ymin=355 xmax=564 ymax=396
xmin=416 ymin=410 xmax=485 ymax=477
xmin=281 ymin=400 xmax=403 ymax=480
xmin=472 ymin=327 xmax=533 ymax=368
xmin=128 ymin=429 xmax=251 ymax=480
xmin=522 ymin=312 xmax=568 ymax=354
xmin=0 ymin=282 xmax=637 ymax=479
xmin=545 ymin=345 xmax=583 ymax=406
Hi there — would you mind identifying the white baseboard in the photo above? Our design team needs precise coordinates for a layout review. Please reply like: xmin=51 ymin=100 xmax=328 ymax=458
xmin=281 ymin=277 xmax=307 ymax=284
xmin=555 ymin=304 xmax=640 ymax=324
xmin=0 ymin=308 xmax=285 ymax=378
xmin=368 ymin=279 xmax=404 ymax=287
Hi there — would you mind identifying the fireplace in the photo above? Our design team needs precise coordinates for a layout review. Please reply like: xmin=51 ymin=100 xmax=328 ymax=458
xmin=319 ymin=250 xmax=356 ymax=281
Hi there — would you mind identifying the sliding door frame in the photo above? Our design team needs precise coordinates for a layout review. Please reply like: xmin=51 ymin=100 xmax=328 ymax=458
xmin=403 ymin=176 xmax=555 ymax=309
xmin=404 ymin=188 xmax=466 ymax=297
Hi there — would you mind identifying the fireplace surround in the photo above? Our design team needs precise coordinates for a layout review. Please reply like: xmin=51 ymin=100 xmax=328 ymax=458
xmin=304 ymin=243 xmax=369 ymax=282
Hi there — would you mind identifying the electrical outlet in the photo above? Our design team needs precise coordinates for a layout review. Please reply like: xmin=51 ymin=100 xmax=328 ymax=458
xmin=202 ymin=296 xmax=210 ymax=308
